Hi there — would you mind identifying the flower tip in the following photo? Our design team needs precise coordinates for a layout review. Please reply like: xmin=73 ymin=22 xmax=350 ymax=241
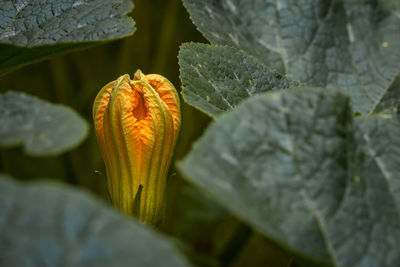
xmin=134 ymin=69 xmax=145 ymax=81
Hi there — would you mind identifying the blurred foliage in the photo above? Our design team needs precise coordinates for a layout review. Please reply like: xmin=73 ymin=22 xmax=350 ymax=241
xmin=0 ymin=175 xmax=190 ymax=267
xmin=0 ymin=0 xmax=209 ymax=193
xmin=0 ymin=1 xmax=298 ymax=266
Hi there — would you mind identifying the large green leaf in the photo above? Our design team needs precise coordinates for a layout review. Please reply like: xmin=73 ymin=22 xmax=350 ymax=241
xmin=0 ymin=91 xmax=89 ymax=155
xmin=0 ymin=0 xmax=135 ymax=75
xmin=179 ymin=88 xmax=400 ymax=266
xmin=183 ymin=0 xmax=400 ymax=114
xmin=179 ymin=43 xmax=299 ymax=117
xmin=0 ymin=175 xmax=189 ymax=267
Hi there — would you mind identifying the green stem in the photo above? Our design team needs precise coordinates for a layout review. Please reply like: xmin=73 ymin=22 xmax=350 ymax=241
xmin=151 ymin=0 xmax=179 ymax=73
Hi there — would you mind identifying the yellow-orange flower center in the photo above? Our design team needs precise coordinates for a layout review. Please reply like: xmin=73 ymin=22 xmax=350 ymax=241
xmin=131 ymin=89 xmax=147 ymax=122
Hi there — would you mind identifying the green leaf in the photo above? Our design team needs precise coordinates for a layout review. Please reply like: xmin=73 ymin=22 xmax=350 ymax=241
xmin=372 ymin=73 xmax=400 ymax=115
xmin=0 ymin=0 xmax=135 ymax=75
xmin=0 ymin=91 xmax=89 ymax=155
xmin=183 ymin=0 xmax=400 ymax=114
xmin=179 ymin=88 xmax=400 ymax=266
xmin=179 ymin=43 xmax=299 ymax=117
xmin=0 ymin=175 xmax=189 ymax=267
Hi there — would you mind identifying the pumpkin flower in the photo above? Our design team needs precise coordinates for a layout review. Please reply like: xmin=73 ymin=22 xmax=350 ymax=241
xmin=93 ymin=70 xmax=180 ymax=225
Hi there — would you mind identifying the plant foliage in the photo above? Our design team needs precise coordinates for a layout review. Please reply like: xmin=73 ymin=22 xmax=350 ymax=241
xmin=0 ymin=175 xmax=189 ymax=267
xmin=0 ymin=0 xmax=135 ymax=75
xmin=179 ymin=0 xmax=400 ymax=266
xmin=0 ymin=92 xmax=88 ymax=155
xmin=180 ymin=88 xmax=400 ymax=266
xmin=181 ymin=0 xmax=400 ymax=115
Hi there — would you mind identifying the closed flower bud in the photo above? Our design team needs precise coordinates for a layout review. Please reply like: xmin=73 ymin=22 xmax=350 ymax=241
xmin=93 ymin=70 xmax=180 ymax=225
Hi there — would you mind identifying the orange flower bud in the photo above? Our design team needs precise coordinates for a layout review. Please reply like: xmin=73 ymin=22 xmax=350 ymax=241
xmin=93 ymin=70 xmax=180 ymax=224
